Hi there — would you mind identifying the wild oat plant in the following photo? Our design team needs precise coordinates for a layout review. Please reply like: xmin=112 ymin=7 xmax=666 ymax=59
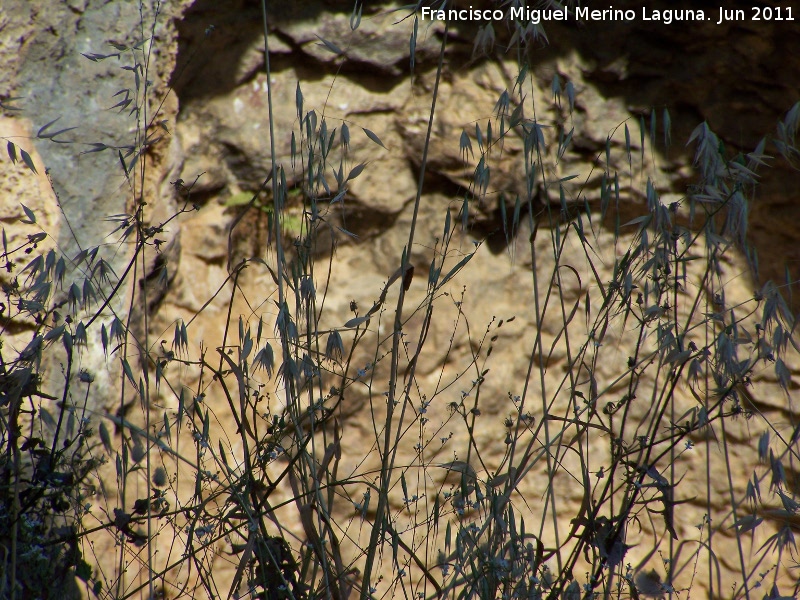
xmin=2 ymin=2 xmax=800 ymax=599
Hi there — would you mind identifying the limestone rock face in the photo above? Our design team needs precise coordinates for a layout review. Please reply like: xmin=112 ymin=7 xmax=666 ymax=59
xmin=2 ymin=1 xmax=799 ymax=598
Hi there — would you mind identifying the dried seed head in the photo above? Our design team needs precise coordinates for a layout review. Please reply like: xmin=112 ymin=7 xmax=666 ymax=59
xmin=325 ymin=330 xmax=344 ymax=362
xmin=254 ymin=343 xmax=275 ymax=378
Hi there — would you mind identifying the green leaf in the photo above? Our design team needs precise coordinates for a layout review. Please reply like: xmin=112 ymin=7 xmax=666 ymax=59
xmin=558 ymin=127 xmax=573 ymax=160
xmin=336 ymin=225 xmax=358 ymax=239
xmin=81 ymin=142 xmax=110 ymax=155
xmin=428 ymin=257 xmax=440 ymax=287
xmin=624 ymin=123 xmax=631 ymax=164
xmin=344 ymin=315 xmax=370 ymax=328
xmin=0 ymin=96 xmax=24 ymax=111
xmin=621 ymin=214 xmax=652 ymax=228
xmin=639 ymin=115 xmax=646 ymax=162
xmin=409 ymin=18 xmax=417 ymax=74
xmin=20 ymin=149 xmax=37 ymax=174
xmin=731 ymin=515 xmax=763 ymax=534
xmin=121 ymin=358 xmax=138 ymax=390
xmin=219 ymin=440 xmax=229 ymax=467
xmin=565 ymin=80 xmax=575 ymax=113
xmin=362 ymin=127 xmax=386 ymax=149
xmin=459 ymin=129 xmax=473 ymax=159
xmin=118 ymin=149 xmax=128 ymax=176
xmin=509 ymin=101 xmax=524 ymax=128
xmin=439 ymin=252 xmax=475 ymax=288
xmin=350 ymin=1 xmax=363 ymax=30
xmin=551 ymin=73 xmax=561 ymax=103
xmin=101 ymin=323 xmax=109 ymax=356
xmin=7 ymin=141 xmax=16 ymax=163
xmin=20 ymin=203 xmax=36 ymax=224
xmin=37 ymin=116 xmax=77 ymax=141
xmin=346 ymin=162 xmax=367 ymax=182
xmin=516 ymin=63 xmax=528 ymax=92
xmin=225 ymin=191 xmax=256 ymax=207
xmin=316 ymin=35 xmax=343 ymax=56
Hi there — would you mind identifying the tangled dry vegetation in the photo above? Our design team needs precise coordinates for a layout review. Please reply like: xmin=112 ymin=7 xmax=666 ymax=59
xmin=2 ymin=2 xmax=800 ymax=599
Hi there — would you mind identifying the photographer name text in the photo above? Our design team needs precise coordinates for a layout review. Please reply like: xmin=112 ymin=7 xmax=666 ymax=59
xmin=420 ymin=6 xmax=794 ymax=26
